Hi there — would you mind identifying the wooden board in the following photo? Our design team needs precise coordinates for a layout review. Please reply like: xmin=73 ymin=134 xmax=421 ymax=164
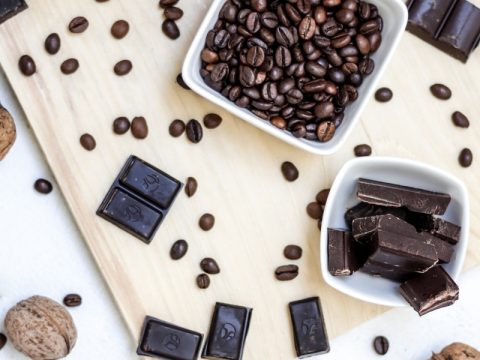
xmin=1 ymin=0 xmax=479 ymax=358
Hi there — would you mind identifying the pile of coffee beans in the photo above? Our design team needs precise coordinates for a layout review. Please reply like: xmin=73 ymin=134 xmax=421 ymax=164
xmin=199 ymin=0 xmax=383 ymax=143
xmin=159 ymin=0 xmax=183 ymax=40
xmin=306 ymin=188 xmax=330 ymax=230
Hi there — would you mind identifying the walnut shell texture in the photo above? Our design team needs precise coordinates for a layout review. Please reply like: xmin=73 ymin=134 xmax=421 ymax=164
xmin=431 ymin=342 xmax=480 ymax=360
xmin=0 ymin=106 xmax=16 ymax=160
xmin=4 ymin=296 xmax=77 ymax=360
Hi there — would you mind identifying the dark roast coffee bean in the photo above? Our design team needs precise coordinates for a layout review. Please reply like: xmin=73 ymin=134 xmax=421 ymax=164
xmin=359 ymin=19 xmax=379 ymax=35
xmin=170 ymin=239 xmax=188 ymax=260
xmin=275 ymin=264 xmax=299 ymax=281
xmin=196 ymin=274 xmax=211 ymax=289
xmin=80 ymin=133 xmax=96 ymax=150
xmin=359 ymin=57 xmax=375 ymax=74
xmin=298 ymin=16 xmax=316 ymax=40
xmin=185 ymin=177 xmax=198 ymax=197
xmin=349 ymin=73 xmax=363 ymax=87
xmin=261 ymin=12 xmax=279 ymax=28
xmin=297 ymin=0 xmax=312 ymax=14
xmin=203 ymin=113 xmax=223 ymax=129
xmin=186 ymin=119 xmax=203 ymax=143
xmin=113 ymin=117 xmax=130 ymax=134
xmin=69 ymin=17 xmax=89 ymax=33
xmin=63 ymin=294 xmax=82 ymax=307
xmin=303 ymin=79 xmax=326 ymax=93
xmin=281 ymin=161 xmax=299 ymax=182
xmin=322 ymin=19 xmax=340 ymax=37
xmin=271 ymin=116 xmax=287 ymax=129
xmin=285 ymin=3 xmax=301 ymax=24
xmin=314 ymin=6 xmax=327 ymax=24
xmin=34 ymin=179 xmax=53 ymax=194
xmin=354 ymin=144 xmax=372 ymax=157
xmin=199 ymin=213 xmax=215 ymax=231
xmin=459 ymin=148 xmax=473 ymax=167
xmin=200 ymin=257 xmax=220 ymax=274
xmin=452 ymin=111 xmax=469 ymax=128
xmin=284 ymin=245 xmax=303 ymax=260
xmin=246 ymin=11 xmax=261 ymax=33
xmin=369 ymin=31 xmax=382 ymax=53
xmin=314 ymin=102 xmax=334 ymax=118
xmin=286 ymin=88 xmax=303 ymax=104
xmin=275 ymin=46 xmax=292 ymax=67
xmin=19 ymin=55 xmax=36 ymax=76
xmin=162 ymin=19 xmax=180 ymax=39
xmin=251 ymin=0 xmax=267 ymax=12
xmin=359 ymin=2 xmax=371 ymax=19
xmin=335 ymin=8 xmax=354 ymax=24
xmin=356 ymin=34 xmax=371 ymax=54
xmin=45 ymin=33 xmax=61 ymax=55
xmin=159 ymin=0 xmax=178 ymax=8
xmin=323 ymin=0 xmax=341 ymax=7
xmin=262 ymin=82 xmax=278 ymax=101
xmin=317 ymin=120 xmax=335 ymax=142
xmin=176 ymin=73 xmax=190 ymax=90
xmin=61 ymin=58 xmax=79 ymax=75
xmin=164 ymin=7 xmax=183 ymax=20
xmin=328 ymin=68 xmax=345 ymax=84
xmin=246 ymin=46 xmax=265 ymax=67
xmin=169 ymin=119 xmax=186 ymax=137
xmin=111 ymin=20 xmax=129 ymax=39
xmin=306 ymin=202 xmax=323 ymax=219
xmin=114 ymin=60 xmax=132 ymax=76
xmin=131 ymin=116 xmax=148 ymax=139
xmin=430 ymin=83 xmax=452 ymax=100
xmin=305 ymin=61 xmax=326 ymax=77
xmin=276 ymin=26 xmax=295 ymax=47
xmin=0 ymin=333 xmax=6 ymax=350
xmin=375 ymin=87 xmax=393 ymax=102
xmin=316 ymin=189 xmax=330 ymax=205
xmin=210 ymin=63 xmax=229 ymax=82
xmin=373 ymin=336 xmax=389 ymax=355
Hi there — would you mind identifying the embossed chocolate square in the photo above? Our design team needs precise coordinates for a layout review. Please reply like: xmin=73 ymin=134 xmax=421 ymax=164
xmin=97 ymin=156 xmax=182 ymax=243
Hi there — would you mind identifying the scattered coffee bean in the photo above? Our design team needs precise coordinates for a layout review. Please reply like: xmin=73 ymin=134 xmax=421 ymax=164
xmin=45 ymin=33 xmax=61 ymax=55
xmin=451 ymin=111 xmax=469 ymax=128
xmin=375 ymin=87 xmax=392 ymax=102
xmin=316 ymin=189 xmax=330 ymax=205
xmin=459 ymin=148 xmax=473 ymax=167
xmin=284 ymin=245 xmax=303 ymax=260
xmin=113 ymin=117 xmax=130 ymax=134
xmin=80 ymin=133 xmax=96 ymax=151
xmin=131 ymin=116 xmax=148 ymax=139
xmin=63 ymin=294 xmax=82 ymax=307
xmin=196 ymin=273 xmax=211 ymax=289
xmin=354 ymin=144 xmax=372 ymax=157
xmin=185 ymin=177 xmax=198 ymax=197
xmin=162 ymin=19 xmax=180 ymax=39
xmin=373 ymin=336 xmax=389 ymax=355
xmin=114 ymin=60 xmax=132 ymax=76
xmin=111 ymin=20 xmax=129 ymax=39
xmin=200 ymin=257 xmax=220 ymax=274
xmin=430 ymin=83 xmax=451 ymax=100
xmin=69 ymin=16 xmax=89 ymax=33
xmin=18 ymin=55 xmax=36 ymax=76
xmin=176 ymin=73 xmax=190 ymax=90
xmin=159 ymin=0 xmax=178 ymax=8
xmin=169 ymin=119 xmax=186 ymax=137
xmin=170 ymin=239 xmax=188 ymax=260
xmin=164 ymin=7 xmax=183 ymax=20
xmin=306 ymin=202 xmax=323 ymax=219
xmin=275 ymin=264 xmax=299 ymax=281
xmin=199 ymin=213 xmax=215 ymax=231
xmin=186 ymin=119 xmax=203 ymax=143
xmin=0 ymin=333 xmax=7 ymax=350
xmin=203 ymin=113 xmax=223 ymax=129
xmin=61 ymin=58 xmax=79 ymax=75
xmin=34 ymin=178 xmax=53 ymax=194
xmin=281 ymin=161 xmax=299 ymax=182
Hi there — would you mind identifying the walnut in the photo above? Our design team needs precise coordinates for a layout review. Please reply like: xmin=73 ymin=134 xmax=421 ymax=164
xmin=4 ymin=296 xmax=77 ymax=360
xmin=0 ymin=105 xmax=16 ymax=160
xmin=431 ymin=342 xmax=480 ymax=360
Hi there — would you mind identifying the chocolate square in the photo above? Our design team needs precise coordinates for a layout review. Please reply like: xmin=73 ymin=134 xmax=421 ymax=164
xmin=0 ymin=0 xmax=27 ymax=25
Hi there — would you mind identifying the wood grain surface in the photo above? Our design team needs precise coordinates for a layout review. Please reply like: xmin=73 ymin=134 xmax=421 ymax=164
xmin=0 ymin=0 xmax=479 ymax=358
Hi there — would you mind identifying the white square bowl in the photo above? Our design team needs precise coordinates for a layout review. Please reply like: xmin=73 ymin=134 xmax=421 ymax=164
xmin=320 ymin=157 xmax=470 ymax=307
xmin=182 ymin=0 xmax=408 ymax=155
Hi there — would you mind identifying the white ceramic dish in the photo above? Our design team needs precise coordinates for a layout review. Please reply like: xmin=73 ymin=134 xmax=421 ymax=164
xmin=320 ymin=157 xmax=469 ymax=307
xmin=182 ymin=0 xmax=408 ymax=155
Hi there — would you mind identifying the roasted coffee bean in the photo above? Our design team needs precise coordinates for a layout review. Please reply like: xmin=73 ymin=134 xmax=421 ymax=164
xmin=286 ymin=88 xmax=303 ymax=104
xmin=292 ymin=123 xmax=307 ymax=138
xmin=114 ymin=59 xmax=132 ymax=76
xmin=169 ymin=119 xmax=186 ymax=137
xmin=276 ymin=26 xmax=295 ymax=47
xmin=203 ymin=113 xmax=223 ymax=129
xmin=281 ymin=161 xmax=299 ymax=181
xmin=113 ymin=117 xmax=130 ymax=134
xmin=262 ymin=82 xmax=278 ymax=101
xmin=314 ymin=6 xmax=327 ymax=24
xmin=303 ymin=79 xmax=326 ymax=93
xmin=354 ymin=144 xmax=372 ymax=157
xmin=63 ymin=294 xmax=82 ymax=307
xmin=131 ymin=116 xmax=148 ymax=139
xmin=359 ymin=57 xmax=375 ymax=74
xmin=342 ymin=62 xmax=358 ymax=75
xmin=285 ymin=3 xmax=301 ymax=24
xmin=170 ymin=239 xmax=188 ymax=260
xmin=19 ymin=55 xmax=36 ymax=76
xmin=251 ymin=0 xmax=267 ymax=12
xmin=199 ymin=213 xmax=215 ymax=231
xmin=162 ymin=19 xmax=180 ymax=39
xmin=275 ymin=46 xmax=292 ymax=67
xmin=359 ymin=19 xmax=379 ymax=35
xmin=159 ymin=0 xmax=178 ymax=8
xmin=375 ymin=87 xmax=393 ymax=102
xmin=459 ymin=148 xmax=473 ymax=167
xmin=186 ymin=119 xmax=203 ymax=143
xmin=164 ymin=7 xmax=183 ymax=20
xmin=305 ymin=61 xmax=326 ymax=77
xmin=430 ymin=83 xmax=452 ymax=100
xmin=452 ymin=111 xmax=469 ymax=128
xmin=176 ymin=73 xmax=190 ymax=90
xmin=284 ymin=245 xmax=303 ymax=260
xmin=185 ymin=177 xmax=198 ymax=197
xmin=61 ymin=58 xmax=79 ymax=75
xmin=210 ymin=63 xmax=229 ymax=82
xmin=335 ymin=8 xmax=354 ymax=24
xmin=0 ymin=333 xmax=6 ymax=350
xmin=34 ymin=179 xmax=53 ymax=194
xmin=356 ymin=34 xmax=371 ymax=55
xmin=331 ymin=32 xmax=351 ymax=49
xmin=271 ymin=116 xmax=287 ymax=129
xmin=111 ymin=20 xmax=129 ymax=39
xmin=246 ymin=46 xmax=265 ymax=67
xmin=297 ymin=0 xmax=312 ymax=14
xmin=314 ymin=102 xmax=334 ymax=119
xmin=369 ymin=31 xmax=382 ymax=53
xmin=373 ymin=336 xmax=389 ymax=355
xmin=235 ymin=95 xmax=250 ymax=107
xmin=275 ymin=264 xmax=299 ymax=281
xmin=239 ymin=65 xmax=256 ymax=87
xmin=246 ymin=11 xmax=261 ymax=33
xmin=200 ymin=257 xmax=220 ymax=274
xmin=307 ymin=202 xmax=323 ymax=219
xmin=261 ymin=11 xmax=279 ymax=28
xmin=45 ymin=33 xmax=61 ymax=55
xmin=69 ymin=16 xmax=89 ymax=33
xmin=316 ymin=189 xmax=330 ymax=205
xmin=80 ymin=133 xmax=96 ymax=150
xmin=196 ymin=274 xmax=211 ymax=289
xmin=322 ymin=19 xmax=340 ymax=37
xmin=317 ymin=120 xmax=335 ymax=141
xmin=298 ymin=16 xmax=316 ymax=40
xmin=359 ymin=1 xmax=371 ymax=19
xmin=328 ymin=68 xmax=345 ymax=84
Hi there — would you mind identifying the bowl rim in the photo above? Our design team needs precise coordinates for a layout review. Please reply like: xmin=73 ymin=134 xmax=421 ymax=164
xmin=319 ymin=156 xmax=470 ymax=307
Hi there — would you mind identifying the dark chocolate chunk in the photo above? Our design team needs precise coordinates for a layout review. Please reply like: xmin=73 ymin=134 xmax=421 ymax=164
xmin=407 ymin=0 xmax=456 ymax=41
xmin=202 ymin=303 xmax=252 ymax=360
xmin=357 ymin=178 xmax=451 ymax=215
xmin=97 ymin=156 xmax=182 ymax=244
xmin=360 ymin=259 xmax=414 ymax=282
xmin=289 ymin=297 xmax=329 ymax=358
xmin=399 ymin=266 xmax=459 ymax=316
xmin=419 ymin=232 xmax=454 ymax=264
xmin=137 ymin=316 xmax=203 ymax=360
xmin=406 ymin=212 xmax=461 ymax=244
xmin=0 ymin=0 xmax=27 ymax=24
xmin=327 ymin=229 xmax=360 ymax=276
xmin=344 ymin=202 xmax=407 ymax=228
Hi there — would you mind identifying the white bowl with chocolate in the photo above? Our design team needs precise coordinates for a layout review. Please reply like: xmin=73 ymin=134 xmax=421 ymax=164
xmin=320 ymin=157 xmax=469 ymax=308
xmin=183 ymin=0 xmax=408 ymax=154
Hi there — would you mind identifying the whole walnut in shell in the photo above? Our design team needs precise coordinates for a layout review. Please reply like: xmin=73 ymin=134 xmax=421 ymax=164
xmin=431 ymin=342 xmax=480 ymax=360
xmin=4 ymin=296 xmax=77 ymax=360
xmin=0 ymin=105 xmax=16 ymax=160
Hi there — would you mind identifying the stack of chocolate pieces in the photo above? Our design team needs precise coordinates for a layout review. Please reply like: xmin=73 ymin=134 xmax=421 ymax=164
xmin=328 ymin=178 xmax=461 ymax=316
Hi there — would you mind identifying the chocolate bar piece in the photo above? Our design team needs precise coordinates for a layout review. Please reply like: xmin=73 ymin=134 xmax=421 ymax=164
xmin=406 ymin=212 xmax=461 ymax=245
xmin=327 ymin=229 xmax=362 ymax=276
xmin=399 ymin=266 xmax=459 ymax=316
xmin=344 ymin=202 xmax=407 ymax=228
xmin=97 ymin=156 xmax=182 ymax=243
xmin=0 ymin=0 xmax=27 ymax=25
xmin=289 ymin=297 xmax=329 ymax=358
xmin=202 ymin=303 xmax=252 ymax=360
xmin=137 ymin=316 xmax=203 ymax=360
xmin=357 ymin=178 xmax=451 ymax=215
xmin=419 ymin=232 xmax=454 ymax=264
xmin=360 ymin=259 xmax=414 ymax=282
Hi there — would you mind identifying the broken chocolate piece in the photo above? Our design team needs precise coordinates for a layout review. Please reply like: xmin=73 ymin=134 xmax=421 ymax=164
xmin=0 ymin=0 xmax=27 ymax=25
xmin=360 ymin=259 xmax=415 ymax=282
xmin=419 ymin=232 xmax=454 ymax=264
xmin=344 ymin=202 xmax=407 ymax=228
xmin=327 ymin=229 xmax=363 ymax=276
xmin=399 ymin=266 xmax=459 ymax=316
xmin=406 ymin=212 xmax=461 ymax=245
